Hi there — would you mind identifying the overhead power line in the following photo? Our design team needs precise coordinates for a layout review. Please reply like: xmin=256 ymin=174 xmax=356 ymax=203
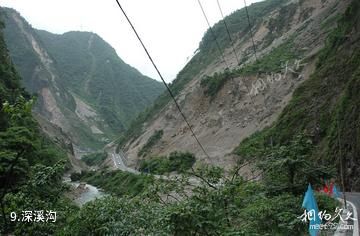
xmin=243 ymin=0 xmax=258 ymax=62
xmin=114 ymin=0 xmax=211 ymax=161
xmin=197 ymin=0 xmax=229 ymax=69
xmin=216 ymin=0 xmax=240 ymax=65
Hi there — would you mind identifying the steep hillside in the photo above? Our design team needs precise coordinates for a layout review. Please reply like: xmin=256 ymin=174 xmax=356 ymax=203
xmin=0 ymin=8 xmax=164 ymax=150
xmin=118 ymin=0 xmax=352 ymax=169
xmin=0 ymin=15 xmax=74 ymax=234
xmin=35 ymin=30 xmax=164 ymax=129
xmin=236 ymin=0 xmax=360 ymax=191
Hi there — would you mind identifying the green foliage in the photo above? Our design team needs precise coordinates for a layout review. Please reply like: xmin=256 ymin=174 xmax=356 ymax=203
xmin=200 ymin=69 xmax=232 ymax=99
xmin=2 ymin=2 xmax=358 ymax=234
xmin=61 ymin=196 xmax=168 ymax=235
xmin=138 ymin=129 xmax=163 ymax=157
xmin=1 ymin=9 xmax=164 ymax=148
xmin=199 ymin=0 xmax=287 ymax=59
xmin=235 ymin=0 xmax=360 ymax=191
xmin=317 ymin=0 xmax=359 ymax=68
xmin=69 ymin=172 xmax=82 ymax=182
xmin=3 ymin=161 xmax=77 ymax=235
xmin=260 ymin=134 xmax=334 ymax=195
xmin=139 ymin=151 xmax=196 ymax=174
xmin=139 ymin=156 xmax=169 ymax=175
xmin=0 ymin=100 xmax=72 ymax=234
xmin=197 ymin=36 xmax=302 ymax=99
xmin=34 ymin=30 xmax=164 ymax=131
xmin=0 ymin=16 xmax=73 ymax=234
xmin=168 ymin=151 xmax=196 ymax=173
xmin=79 ymin=170 xmax=154 ymax=197
xmin=0 ymin=9 xmax=38 ymax=96
xmin=81 ymin=152 xmax=107 ymax=166
xmin=262 ymin=3 xmax=298 ymax=47
xmin=116 ymin=0 xmax=289 ymax=148
xmin=237 ymin=193 xmax=305 ymax=234
xmin=315 ymin=192 xmax=340 ymax=215
xmin=60 ymin=165 xmax=313 ymax=235
xmin=239 ymin=39 xmax=300 ymax=75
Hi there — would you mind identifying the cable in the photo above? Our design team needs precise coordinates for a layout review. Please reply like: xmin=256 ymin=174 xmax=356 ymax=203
xmin=243 ymin=0 xmax=258 ymax=62
xmin=202 ymin=0 xmax=255 ymax=106
xmin=216 ymin=0 xmax=240 ymax=65
xmin=197 ymin=0 xmax=229 ymax=69
xmin=114 ymin=0 xmax=211 ymax=161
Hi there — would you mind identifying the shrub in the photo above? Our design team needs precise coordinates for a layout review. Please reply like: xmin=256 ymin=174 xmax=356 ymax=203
xmin=81 ymin=152 xmax=107 ymax=166
xmin=80 ymin=170 xmax=154 ymax=197
xmin=139 ymin=151 xmax=196 ymax=174
xmin=200 ymin=69 xmax=232 ymax=99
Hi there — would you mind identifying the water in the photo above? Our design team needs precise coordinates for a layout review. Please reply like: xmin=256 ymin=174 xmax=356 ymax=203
xmin=63 ymin=177 xmax=106 ymax=206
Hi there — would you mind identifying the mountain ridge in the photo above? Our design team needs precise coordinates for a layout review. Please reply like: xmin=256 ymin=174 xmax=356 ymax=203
xmin=1 ymin=7 xmax=164 ymax=150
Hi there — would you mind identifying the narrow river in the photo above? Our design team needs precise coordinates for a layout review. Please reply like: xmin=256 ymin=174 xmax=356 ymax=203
xmin=63 ymin=176 xmax=106 ymax=206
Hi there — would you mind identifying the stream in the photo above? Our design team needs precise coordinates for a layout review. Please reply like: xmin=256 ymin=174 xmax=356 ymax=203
xmin=63 ymin=176 xmax=106 ymax=206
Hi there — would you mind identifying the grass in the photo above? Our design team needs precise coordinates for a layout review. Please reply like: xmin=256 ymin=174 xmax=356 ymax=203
xmin=199 ymin=37 xmax=301 ymax=100
xmin=76 ymin=170 xmax=154 ymax=197
xmin=237 ymin=38 xmax=301 ymax=75
xmin=81 ymin=152 xmax=107 ymax=166
xmin=139 ymin=151 xmax=196 ymax=175
xmin=200 ymin=69 xmax=232 ymax=100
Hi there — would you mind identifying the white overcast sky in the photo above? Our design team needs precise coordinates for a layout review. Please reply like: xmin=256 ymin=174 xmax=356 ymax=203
xmin=1 ymin=0 xmax=262 ymax=82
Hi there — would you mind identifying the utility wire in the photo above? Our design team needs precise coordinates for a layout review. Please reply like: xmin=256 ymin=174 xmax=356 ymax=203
xmin=216 ymin=0 xmax=240 ymax=65
xmin=204 ymin=1 xmax=254 ymax=107
xmin=216 ymin=0 xmax=254 ymax=103
xmin=197 ymin=0 xmax=229 ymax=69
xmin=114 ymin=0 xmax=211 ymax=161
xmin=243 ymin=0 xmax=258 ymax=62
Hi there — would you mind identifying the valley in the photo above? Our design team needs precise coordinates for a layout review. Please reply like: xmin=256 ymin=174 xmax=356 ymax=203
xmin=0 ymin=0 xmax=359 ymax=235
xmin=2 ymin=8 xmax=164 ymax=150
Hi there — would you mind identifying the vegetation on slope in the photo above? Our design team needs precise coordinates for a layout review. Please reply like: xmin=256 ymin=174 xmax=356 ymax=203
xmin=62 ymin=162 xmax=338 ymax=235
xmin=81 ymin=151 xmax=107 ymax=166
xmin=35 ymin=30 xmax=164 ymax=131
xmin=200 ymin=69 xmax=232 ymax=99
xmin=1 ymin=0 xmax=355 ymax=234
xmin=60 ymin=2 xmax=354 ymax=234
xmin=139 ymin=151 xmax=196 ymax=174
xmin=117 ymin=0 xmax=290 ymax=148
xmin=235 ymin=0 xmax=360 ymax=190
xmin=0 ymin=17 xmax=76 ymax=235
xmin=1 ymin=8 xmax=164 ymax=149
xmin=75 ymin=170 xmax=154 ymax=197
xmin=199 ymin=37 xmax=302 ymax=100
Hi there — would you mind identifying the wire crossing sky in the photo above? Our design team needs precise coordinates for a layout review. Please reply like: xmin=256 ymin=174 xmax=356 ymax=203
xmin=216 ymin=0 xmax=240 ymax=65
xmin=243 ymin=0 xmax=259 ymax=61
xmin=1 ymin=0 xmax=262 ymax=82
xmin=197 ymin=0 xmax=229 ymax=69
xmin=114 ymin=0 xmax=211 ymax=160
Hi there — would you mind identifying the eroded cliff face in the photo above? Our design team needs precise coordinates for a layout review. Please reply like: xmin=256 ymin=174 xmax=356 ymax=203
xmin=2 ymin=8 xmax=163 ymax=150
xmin=2 ymin=9 xmax=105 ymax=149
xmin=121 ymin=0 xmax=351 ymax=170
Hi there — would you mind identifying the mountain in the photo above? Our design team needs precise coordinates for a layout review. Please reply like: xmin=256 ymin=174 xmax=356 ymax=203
xmin=117 ymin=0 xmax=359 ymax=189
xmin=0 ymin=8 xmax=164 ymax=149
xmin=0 ymin=14 xmax=74 ymax=234
xmin=1 ymin=0 xmax=359 ymax=234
